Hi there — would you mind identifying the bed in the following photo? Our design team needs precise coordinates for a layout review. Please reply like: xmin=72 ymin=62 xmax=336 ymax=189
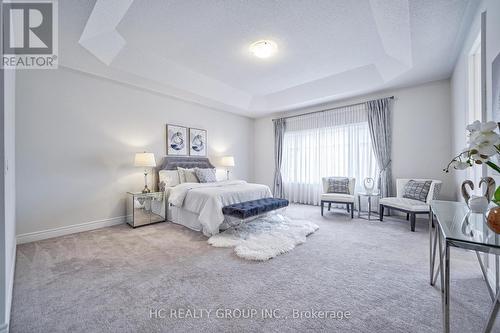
xmin=156 ymin=156 xmax=272 ymax=236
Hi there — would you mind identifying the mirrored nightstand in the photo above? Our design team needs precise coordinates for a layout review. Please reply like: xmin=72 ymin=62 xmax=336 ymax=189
xmin=126 ymin=192 xmax=164 ymax=228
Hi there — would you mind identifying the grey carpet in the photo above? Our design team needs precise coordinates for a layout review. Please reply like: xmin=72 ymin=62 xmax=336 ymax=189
xmin=10 ymin=204 xmax=500 ymax=333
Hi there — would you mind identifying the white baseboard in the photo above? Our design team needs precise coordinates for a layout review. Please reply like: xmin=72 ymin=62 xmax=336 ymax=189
xmin=16 ymin=216 xmax=126 ymax=244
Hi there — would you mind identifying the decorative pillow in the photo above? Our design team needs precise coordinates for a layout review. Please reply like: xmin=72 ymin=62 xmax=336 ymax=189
xmin=195 ymin=168 xmax=217 ymax=183
xmin=403 ymin=180 xmax=432 ymax=202
xmin=158 ymin=170 xmax=180 ymax=191
xmin=327 ymin=178 xmax=350 ymax=194
xmin=177 ymin=167 xmax=199 ymax=183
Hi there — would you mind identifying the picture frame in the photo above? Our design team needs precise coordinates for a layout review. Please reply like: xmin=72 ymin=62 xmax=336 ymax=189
xmin=189 ymin=128 xmax=207 ymax=156
xmin=166 ymin=124 xmax=188 ymax=155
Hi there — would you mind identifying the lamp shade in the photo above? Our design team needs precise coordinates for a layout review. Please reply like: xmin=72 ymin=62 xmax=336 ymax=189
xmin=220 ymin=156 xmax=235 ymax=167
xmin=134 ymin=152 xmax=156 ymax=167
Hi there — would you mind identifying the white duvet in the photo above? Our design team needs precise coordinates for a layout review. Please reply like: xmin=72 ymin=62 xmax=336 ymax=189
xmin=169 ymin=180 xmax=272 ymax=236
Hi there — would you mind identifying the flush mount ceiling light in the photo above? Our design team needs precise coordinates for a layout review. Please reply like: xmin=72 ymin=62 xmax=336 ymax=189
xmin=249 ymin=40 xmax=278 ymax=59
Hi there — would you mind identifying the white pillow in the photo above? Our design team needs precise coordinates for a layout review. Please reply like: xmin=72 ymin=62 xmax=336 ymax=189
xmin=177 ymin=167 xmax=199 ymax=183
xmin=159 ymin=170 xmax=180 ymax=190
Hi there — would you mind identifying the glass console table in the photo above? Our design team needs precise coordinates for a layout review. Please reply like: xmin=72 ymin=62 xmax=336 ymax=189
xmin=430 ymin=200 xmax=500 ymax=333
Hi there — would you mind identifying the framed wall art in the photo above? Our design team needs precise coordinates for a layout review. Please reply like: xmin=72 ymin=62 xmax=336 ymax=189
xmin=189 ymin=128 xmax=207 ymax=156
xmin=166 ymin=124 xmax=188 ymax=155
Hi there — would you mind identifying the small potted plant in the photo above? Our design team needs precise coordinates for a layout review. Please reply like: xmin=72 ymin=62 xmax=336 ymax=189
xmin=444 ymin=120 xmax=500 ymax=231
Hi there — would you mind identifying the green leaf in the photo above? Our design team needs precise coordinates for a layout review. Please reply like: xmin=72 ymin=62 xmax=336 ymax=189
xmin=494 ymin=186 xmax=500 ymax=204
xmin=486 ymin=161 xmax=500 ymax=174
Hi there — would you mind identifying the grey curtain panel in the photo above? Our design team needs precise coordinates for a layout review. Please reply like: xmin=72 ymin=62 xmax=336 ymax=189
xmin=366 ymin=98 xmax=393 ymax=198
xmin=273 ymin=118 xmax=286 ymax=198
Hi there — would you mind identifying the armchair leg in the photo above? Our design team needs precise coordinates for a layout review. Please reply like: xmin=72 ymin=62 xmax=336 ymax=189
xmin=410 ymin=214 xmax=416 ymax=232
xmin=379 ymin=205 xmax=384 ymax=221
xmin=321 ymin=201 xmax=324 ymax=216
xmin=351 ymin=203 xmax=354 ymax=219
xmin=328 ymin=203 xmax=331 ymax=211
xmin=346 ymin=204 xmax=350 ymax=213
xmin=406 ymin=213 xmax=409 ymax=220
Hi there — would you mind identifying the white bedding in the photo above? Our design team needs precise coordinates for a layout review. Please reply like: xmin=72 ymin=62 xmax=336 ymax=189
xmin=168 ymin=180 xmax=272 ymax=236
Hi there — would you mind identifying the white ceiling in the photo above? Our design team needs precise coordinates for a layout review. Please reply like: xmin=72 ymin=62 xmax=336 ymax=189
xmin=59 ymin=0 xmax=479 ymax=118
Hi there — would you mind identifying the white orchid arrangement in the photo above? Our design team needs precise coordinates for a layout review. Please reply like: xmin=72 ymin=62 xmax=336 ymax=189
xmin=444 ymin=120 xmax=500 ymax=174
xmin=444 ymin=120 xmax=500 ymax=205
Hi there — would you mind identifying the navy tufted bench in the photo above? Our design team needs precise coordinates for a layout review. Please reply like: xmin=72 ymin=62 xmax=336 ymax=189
xmin=222 ymin=198 xmax=289 ymax=219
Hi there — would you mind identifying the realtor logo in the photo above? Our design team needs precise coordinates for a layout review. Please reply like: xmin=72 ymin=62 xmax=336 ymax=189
xmin=2 ymin=0 xmax=58 ymax=69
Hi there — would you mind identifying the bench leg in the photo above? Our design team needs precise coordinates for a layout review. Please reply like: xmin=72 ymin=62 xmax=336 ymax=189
xmin=410 ymin=213 xmax=416 ymax=232
xmin=406 ymin=213 xmax=409 ymax=220
xmin=379 ymin=205 xmax=384 ymax=221
xmin=328 ymin=202 xmax=331 ymax=211
xmin=321 ymin=201 xmax=324 ymax=216
xmin=351 ymin=203 xmax=354 ymax=219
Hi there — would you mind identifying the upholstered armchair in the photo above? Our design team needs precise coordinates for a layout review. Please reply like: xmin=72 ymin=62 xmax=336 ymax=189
xmin=321 ymin=177 xmax=356 ymax=218
xmin=379 ymin=178 xmax=442 ymax=232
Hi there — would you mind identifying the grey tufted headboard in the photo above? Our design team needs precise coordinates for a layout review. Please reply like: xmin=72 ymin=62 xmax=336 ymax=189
xmin=157 ymin=156 xmax=215 ymax=170
xmin=154 ymin=156 xmax=215 ymax=190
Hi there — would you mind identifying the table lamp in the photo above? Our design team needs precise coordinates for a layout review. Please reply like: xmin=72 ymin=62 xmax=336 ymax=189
xmin=220 ymin=156 xmax=235 ymax=180
xmin=135 ymin=152 xmax=156 ymax=193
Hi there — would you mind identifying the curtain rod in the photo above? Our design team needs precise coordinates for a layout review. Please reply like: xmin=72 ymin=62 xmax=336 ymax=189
xmin=272 ymin=96 xmax=395 ymax=122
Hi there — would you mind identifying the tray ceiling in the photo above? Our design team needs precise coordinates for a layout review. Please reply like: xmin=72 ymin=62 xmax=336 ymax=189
xmin=58 ymin=0 xmax=479 ymax=117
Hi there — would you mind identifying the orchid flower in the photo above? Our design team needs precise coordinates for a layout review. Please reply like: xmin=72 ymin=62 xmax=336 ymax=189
xmin=444 ymin=121 xmax=500 ymax=174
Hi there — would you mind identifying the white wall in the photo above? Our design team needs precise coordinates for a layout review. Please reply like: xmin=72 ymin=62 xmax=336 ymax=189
xmin=254 ymin=79 xmax=455 ymax=201
xmin=450 ymin=0 xmax=500 ymax=286
xmin=1 ymin=67 xmax=16 ymax=332
xmin=451 ymin=0 xmax=500 ymax=198
xmin=15 ymin=67 xmax=254 ymax=238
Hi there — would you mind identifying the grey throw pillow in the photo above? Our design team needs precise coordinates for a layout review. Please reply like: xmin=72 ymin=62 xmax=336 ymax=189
xmin=327 ymin=178 xmax=350 ymax=194
xmin=403 ymin=180 xmax=432 ymax=202
xmin=195 ymin=168 xmax=217 ymax=183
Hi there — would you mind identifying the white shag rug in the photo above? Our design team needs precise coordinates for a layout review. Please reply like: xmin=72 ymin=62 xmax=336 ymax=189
xmin=208 ymin=214 xmax=319 ymax=261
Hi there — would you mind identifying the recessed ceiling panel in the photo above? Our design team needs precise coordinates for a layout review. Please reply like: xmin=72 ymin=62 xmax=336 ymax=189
xmin=56 ymin=0 xmax=479 ymax=117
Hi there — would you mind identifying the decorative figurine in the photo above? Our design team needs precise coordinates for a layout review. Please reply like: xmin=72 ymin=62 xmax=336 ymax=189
xmin=363 ymin=177 xmax=375 ymax=194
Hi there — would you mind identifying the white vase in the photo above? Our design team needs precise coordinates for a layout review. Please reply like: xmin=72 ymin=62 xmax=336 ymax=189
xmin=363 ymin=177 xmax=375 ymax=194
xmin=468 ymin=195 xmax=489 ymax=214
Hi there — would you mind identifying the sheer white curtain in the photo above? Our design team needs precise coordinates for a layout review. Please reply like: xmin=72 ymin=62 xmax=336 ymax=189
xmin=282 ymin=104 xmax=378 ymax=205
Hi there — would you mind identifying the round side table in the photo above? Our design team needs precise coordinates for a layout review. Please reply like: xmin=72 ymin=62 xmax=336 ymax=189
xmin=357 ymin=192 xmax=380 ymax=220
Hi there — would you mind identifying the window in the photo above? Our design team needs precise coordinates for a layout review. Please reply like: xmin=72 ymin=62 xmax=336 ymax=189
xmin=468 ymin=33 xmax=483 ymax=193
xmin=281 ymin=104 xmax=378 ymax=205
